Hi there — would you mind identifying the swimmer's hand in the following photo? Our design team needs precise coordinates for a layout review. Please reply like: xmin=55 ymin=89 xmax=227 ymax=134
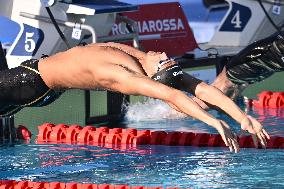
xmin=214 ymin=120 xmax=239 ymax=153
xmin=143 ymin=51 xmax=169 ymax=77
xmin=241 ymin=116 xmax=270 ymax=148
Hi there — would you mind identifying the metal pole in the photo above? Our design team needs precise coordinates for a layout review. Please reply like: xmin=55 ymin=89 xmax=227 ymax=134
xmin=20 ymin=12 xmax=97 ymax=43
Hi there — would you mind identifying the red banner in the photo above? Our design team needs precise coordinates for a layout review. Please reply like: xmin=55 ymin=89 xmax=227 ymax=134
xmin=111 ymin=2 xmax=198 ymax=57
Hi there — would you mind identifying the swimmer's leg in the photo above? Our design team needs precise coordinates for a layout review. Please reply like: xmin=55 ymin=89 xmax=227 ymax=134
xmin=226 ymin=32 xmax=284 ymax=84
xmin=228 ymin=32 xmax=284 ymax=69
xmin=215 ymin=31 xmax=284 ymax=94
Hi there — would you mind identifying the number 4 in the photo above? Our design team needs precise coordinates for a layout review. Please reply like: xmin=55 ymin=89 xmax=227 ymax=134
xmin=25 ymin=32 xmax=36 ymax=53
xmin=231 ymin=10 xmax=242 ymax=28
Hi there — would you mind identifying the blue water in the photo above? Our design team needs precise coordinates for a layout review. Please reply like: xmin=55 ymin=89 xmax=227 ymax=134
xmin=1 ymin=104 xmax=284 ymax=189
xmin=1 ymin=143 xmax=284 ymax=189
xmin=124 ymin=100 xmax=284 ymax=136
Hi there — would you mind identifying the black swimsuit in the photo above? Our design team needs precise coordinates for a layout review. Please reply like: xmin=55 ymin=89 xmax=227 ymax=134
xmin=226 ymin=31 xmax=284 ymax=85
xmin=0 ymin=59 xmax=62 ymax=117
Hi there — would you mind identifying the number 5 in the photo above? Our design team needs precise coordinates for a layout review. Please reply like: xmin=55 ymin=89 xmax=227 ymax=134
xmin=25 ymin=32 xmax=36 ymax=52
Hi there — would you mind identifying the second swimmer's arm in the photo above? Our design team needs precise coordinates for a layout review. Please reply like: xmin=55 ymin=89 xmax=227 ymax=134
xmin=95 ymin=42 xmax=146 ymax=61
xmin=117 ymin=73 xmax=239 ymax=152
xmin=181 ymin=73 xmax=248 ymax=124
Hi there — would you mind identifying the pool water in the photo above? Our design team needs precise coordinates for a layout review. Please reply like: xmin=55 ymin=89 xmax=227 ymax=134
xmin=124 ymin=99 xmax=284 ymax=136
xmin=1 ymin=100 xmax=284 ymax=189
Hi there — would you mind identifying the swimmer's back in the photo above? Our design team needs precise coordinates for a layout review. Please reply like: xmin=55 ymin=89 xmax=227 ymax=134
xmin=38 ymin=44 xmax=145 ymax=90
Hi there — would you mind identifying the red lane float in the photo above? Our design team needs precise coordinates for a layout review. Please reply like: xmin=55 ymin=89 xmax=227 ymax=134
xmin=252 ymin=91 xmax=284 ymax=108
xmin=268 ymin=92 xmax=284 ymax=108
xmin=16 ymin=125 xmax=32 ymax=140
xmin=37 ymin=123 xmax=55 ymax=142
xmin=0 ymin=180 xmax=181 ymax=189
xmin=36 ymin=123 xmax=284 ymax=149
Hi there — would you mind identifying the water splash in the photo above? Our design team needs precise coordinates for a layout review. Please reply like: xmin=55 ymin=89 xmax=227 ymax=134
xmin=124 ymin=98 xmax=186 ymax=122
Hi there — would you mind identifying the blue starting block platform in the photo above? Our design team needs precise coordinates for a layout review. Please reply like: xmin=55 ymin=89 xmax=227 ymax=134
xmin=61 ymin=0 xmax=138 ymax=15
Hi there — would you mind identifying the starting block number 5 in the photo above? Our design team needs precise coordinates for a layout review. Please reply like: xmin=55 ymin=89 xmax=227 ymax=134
xmin=25 ymin=32 xmax=36 ymax=53
xmin=11 ymin=23 xmax=44 ymax=56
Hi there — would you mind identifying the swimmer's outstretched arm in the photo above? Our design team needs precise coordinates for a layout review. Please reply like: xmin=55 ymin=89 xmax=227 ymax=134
xmin=113 ymin=70 xmax=240 ymax=153
xmin=180 ymin=73 xmax=270 ymax=148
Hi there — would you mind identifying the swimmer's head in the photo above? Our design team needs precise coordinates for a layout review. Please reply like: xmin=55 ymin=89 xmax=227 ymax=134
xmin=151 ymin=58 xmax=184 ymax=89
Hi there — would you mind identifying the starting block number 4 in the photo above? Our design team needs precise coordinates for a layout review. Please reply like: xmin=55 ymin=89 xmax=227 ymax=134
xmin=272 ymin=5 xmax=281 ymax=15
xmin=220 ymin=2 xmax=251 ymax=32
xmin=231 ymin=10 xmax=242 ymax=29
